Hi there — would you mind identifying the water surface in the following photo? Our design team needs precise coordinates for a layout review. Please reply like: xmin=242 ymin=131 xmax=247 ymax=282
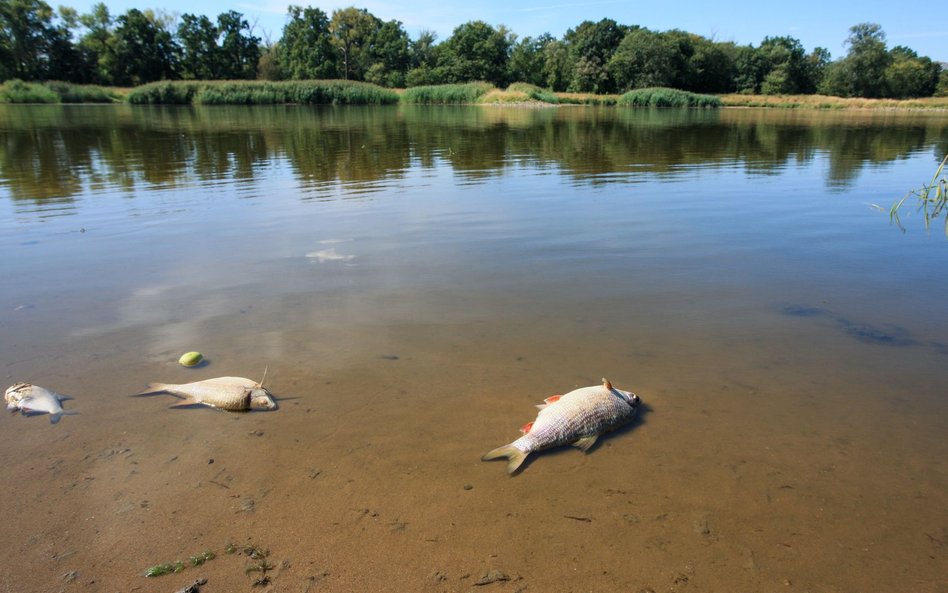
xmin=1 ymin=104 xmax=946 ymax=592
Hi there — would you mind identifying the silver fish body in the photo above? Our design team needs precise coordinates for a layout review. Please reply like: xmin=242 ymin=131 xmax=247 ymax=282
xmin=5 ymin=383 xmax=74 ymax=424
xmin=138 ymin=377 xmax=277 ymax=411
xmin=483 ymin=379 xmax=640 ymax=474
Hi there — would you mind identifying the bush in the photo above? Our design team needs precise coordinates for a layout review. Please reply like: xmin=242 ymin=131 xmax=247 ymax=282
xmin=127 ymin=81 xmax=200 ymax=104
xmin=400 ymin=82 xmax=494 ymax=104
xmin=618 ymin=87 xmax=722 ymax=108
xmin=45 ymin=81 xmax=121 ymax=103
xmin=0 ymin=79 xmax=59 ymax=103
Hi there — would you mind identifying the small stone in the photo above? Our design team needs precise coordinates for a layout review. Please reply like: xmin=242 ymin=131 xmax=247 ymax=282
xmin=463 ymin=484 xmax=473 ymax=491
xmin=474 ymin=570 xmax=510 ymax=586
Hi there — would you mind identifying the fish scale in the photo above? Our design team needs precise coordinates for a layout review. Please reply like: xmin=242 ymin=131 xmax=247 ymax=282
xmin=482 ymin=379 xmax=641 ymax=474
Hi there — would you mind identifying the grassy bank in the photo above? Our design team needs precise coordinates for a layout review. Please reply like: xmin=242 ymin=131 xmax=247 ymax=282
xmin=0 ymin=79 xmax=122 ymax=103
xmin=127 ymin=80 xmax=399 ymax=105
xmin=721 ymin=93 xmax=948 ymax=110
xmin=618 ymin=87 xmax=722 ymax=108
xmin=399 ymin=82 xmax=494 ymax=104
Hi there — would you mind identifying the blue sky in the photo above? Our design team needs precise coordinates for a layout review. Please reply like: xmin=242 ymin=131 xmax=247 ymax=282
xmin=76 ymin=0 xmax=948 ymax=62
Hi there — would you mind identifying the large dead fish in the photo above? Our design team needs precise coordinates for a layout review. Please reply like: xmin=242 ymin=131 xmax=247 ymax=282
xmin=5 ymin=383 xmax=76 ymax=424
xmin=135 ymin=376 xmax=277 ymax=411
xmin=482 ymin=378 xmax=641 ymax=474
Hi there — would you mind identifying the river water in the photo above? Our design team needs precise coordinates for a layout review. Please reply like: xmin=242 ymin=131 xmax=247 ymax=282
xmin=0 ymin=104 xmax=946 ymax=592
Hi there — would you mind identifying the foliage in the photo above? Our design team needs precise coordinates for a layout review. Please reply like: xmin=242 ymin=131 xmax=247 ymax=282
xmin=127 ymin=79 xmax=398 ymax=104
xmin=607 ymin=28 xmax=686 ymax=92
xmin=0 ymin=78 xmax=59 ymax=102
xmin=109 ymin=9 xmax=177 ymax=86
xmin=127 ymin=80 xmax=199 ymax=104
xmin=506 ymin=82 xmax=559 ymax=103
xmin=564 ymin=18 xmax=627 ymax=93
xmin=0 ymin=78 xmax=120 ymax=102
xmin=400 ymin=82 xmax=493 ymax=104
xmin=44 ymin=80 xmax=120 ymax=102
xmin=617 ymin=87 xmax=722 ymax=108
xmin=280 ymin=5 xmax=338 ymax=80
xmin=0 ymin=2 xmax=944 ymax=103
xmin=437 ymin=21 xmax=512 ymax=86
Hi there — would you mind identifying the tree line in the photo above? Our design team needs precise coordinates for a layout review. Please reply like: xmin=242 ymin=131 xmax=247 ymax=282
xmin=2 ymin=0 xmax=946 ymax=98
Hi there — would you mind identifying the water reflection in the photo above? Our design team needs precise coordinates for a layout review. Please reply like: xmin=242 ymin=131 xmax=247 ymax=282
xmin=1 ymin=104 xmax=946 ymax=215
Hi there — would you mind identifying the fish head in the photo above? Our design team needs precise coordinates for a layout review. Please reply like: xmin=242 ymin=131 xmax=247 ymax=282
xmin=248 ymin=387 xmax=277 ymax=410
xmin=5 ymin=383 xmax=31 ymax=408
xmin=619 ymin=390 xmax=641 ymax=411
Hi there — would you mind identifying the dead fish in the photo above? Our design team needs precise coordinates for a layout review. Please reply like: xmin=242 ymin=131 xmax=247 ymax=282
xmin=482 ymin=378 xmax=641 ymax=474
xmin=5 ymin=383 xmax=76 ymax=424
xmin=135 ymin=376 xmax=277 ymax=411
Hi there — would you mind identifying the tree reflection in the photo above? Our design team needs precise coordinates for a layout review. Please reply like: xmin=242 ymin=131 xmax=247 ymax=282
xmin=1 ymin=104 xmax=945 ymax=214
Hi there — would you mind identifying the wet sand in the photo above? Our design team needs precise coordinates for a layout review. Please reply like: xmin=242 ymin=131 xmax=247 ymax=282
xmin=2 ymin=309 xmax=947 ymax=593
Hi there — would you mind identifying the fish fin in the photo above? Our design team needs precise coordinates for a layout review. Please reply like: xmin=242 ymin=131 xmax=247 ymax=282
xmin=134 ymin=383 xmax=175 ymax=396
xmin=49 ymin=412 xmax=62 ymax=425
xmin=168 ymin=396 xmax=202 ymax=408
xmin=602 ymin=378 xmax=612 ymax=390
xmin=519 ymin=421 xmax=534 ymax=435
xmin=482 ymin=444 xmax=529 ymax=475
xmin=572 ymin=435 xmax=599 ymax=452
xmin=544 ymin=395 xmax=562 ymax=405
xmin=535 ymin=403 xmax=547 ymax=410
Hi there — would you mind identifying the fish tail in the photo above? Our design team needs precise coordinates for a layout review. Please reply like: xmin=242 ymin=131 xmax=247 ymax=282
xmin=481 ymin=444 xmax=529 ymax=475
xmin=49 ymin=410 xmax=78 ymax=424
xmin=134 ymin=383 xmax=174 ymax=396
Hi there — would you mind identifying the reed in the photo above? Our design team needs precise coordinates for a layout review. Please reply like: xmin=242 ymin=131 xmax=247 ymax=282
xmin=0 ymin=79 xmax=60 ymax=103
xmin=554 ymin=92 xmax=618 ymax=106
xmin=44 ymin=81 xmax=122 ymax=103
xmin=721 ymin=93 xmax=948 ymax=110
xmin=889 ymin=154 xmax=948 ymax=236
xmin=127 ymin=80 xmax=399 ymax=105
xmin=618 ymin=87 xmax=722 ymax=108
xmin=400 ymin=82 xmax=494 ymax=104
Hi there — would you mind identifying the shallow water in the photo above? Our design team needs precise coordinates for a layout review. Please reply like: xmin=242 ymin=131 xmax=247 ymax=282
xmin=1 ymin=104 xmax=947 ymax=592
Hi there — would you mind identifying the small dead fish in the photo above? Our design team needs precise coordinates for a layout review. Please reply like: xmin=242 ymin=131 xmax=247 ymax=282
xmin=482 ymin=378 xmax=641 ymax=474
xmin=135 ymin=376 xmax=277 ymax=411
xmin=5 ymin=383 xmax=76 ymax=424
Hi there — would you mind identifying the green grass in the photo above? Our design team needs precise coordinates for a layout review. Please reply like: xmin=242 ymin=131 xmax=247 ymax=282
xmin=0 ymin=79 xmax=60 ymax=103
xmin=44 ymin=81 xmax=122 ymax=103
xmin=127 ymin=80 xmax=399 ymax=105
xmin=618 ymin=87 xmax=722 ymax=108
xmin=505 ymin=83 xmax=559 ymax=104
xmin=0 ymin=79 xmax=123 ymax=103
xmin=400 ymin=82 xmax=494 ymax=104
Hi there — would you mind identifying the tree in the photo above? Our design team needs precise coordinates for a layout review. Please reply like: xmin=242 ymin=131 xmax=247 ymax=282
xmin=329 ymin=7 xmax=380 ymax=81
xmin=564 ymin=18 xmax=627 ymax=92
xmin=688 ymin=37 xmax=736 ymax=93
xmin=76 ymin=3 xmax=113 ymax=84
xmin=177 ymin=14 xmax=219 ymax=79
xmin=279 ymin=5 xmax=337 ymax=80
xmin=364 ymin=19 xmax=410 ymax=87
xmin=607 ymin=28 xmax=685 ymax=91
xmin=0 ymin=0 xmax=75 ymax=81
xmin=884 ymin=46 xmax=938 ymax=98
xmin=110 ymin=8 xmax=179 ymax=85
xmin=843 ymin=23 xmax=891 ymax=97
xmin=508 ymin=34 xmax=552 ymax=87
xmin=438 ymin=20 xmax=512 ymax=85
xmin=541 ymin=38 xmax=570 ymax=91
xmin=217 ymin=10 xmax=260 ymax=79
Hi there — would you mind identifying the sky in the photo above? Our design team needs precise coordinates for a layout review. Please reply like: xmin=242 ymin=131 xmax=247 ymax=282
xmin=75 ymin=0 xmax=948 ymax=62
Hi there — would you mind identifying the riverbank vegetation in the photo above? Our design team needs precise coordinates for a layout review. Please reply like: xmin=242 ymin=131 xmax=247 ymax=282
xmin=127 ymin=79 xmax=398 ymax=104
xmin=2 ymin=1 xmax=945 ymax=102
xmin=0 ymin=79 xmax=122 ymax=103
